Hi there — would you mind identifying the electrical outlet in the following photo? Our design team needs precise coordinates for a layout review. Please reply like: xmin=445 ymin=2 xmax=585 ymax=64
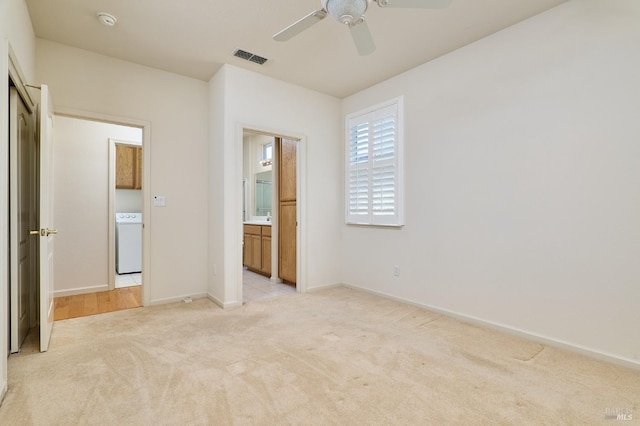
xmin=393 ymin=266 xmax=400 ymax=277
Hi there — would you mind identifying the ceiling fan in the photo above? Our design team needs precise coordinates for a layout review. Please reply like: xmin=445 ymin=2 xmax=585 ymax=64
xmin=273 ymin=0 xmax=453 ymax=56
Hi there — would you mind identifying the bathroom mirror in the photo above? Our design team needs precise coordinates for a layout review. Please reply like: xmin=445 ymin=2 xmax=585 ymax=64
xmin=255 ymin=171 xmax=272 ymax=216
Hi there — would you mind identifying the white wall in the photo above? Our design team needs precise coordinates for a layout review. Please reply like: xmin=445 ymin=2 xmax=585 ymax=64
xmin=53 ymin=116 xmax=141 ymax=295
xmin=0 ymin=0 xmax=36 ymax=402
xmin=208 ymin=66 xmax=227 ymax=306
xmin=36 ymin=40 xmax=210 ymax=305
xmin=342 ymin=0 xmax=640 ymax=367
xmin=0 ymin=0 xmax=36 ymax=81
xmin=208 ymin=65 xmax=343 ymax=306
xmin=116 ymin=190 xmax=143 ymax=213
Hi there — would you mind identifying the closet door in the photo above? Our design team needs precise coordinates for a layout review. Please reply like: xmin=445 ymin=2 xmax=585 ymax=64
xmin=278 ymin=138 xmax=296 ymax=284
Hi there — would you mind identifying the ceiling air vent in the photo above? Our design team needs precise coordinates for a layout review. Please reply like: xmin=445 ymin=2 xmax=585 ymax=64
xmin=233 ymin=49 xmax=268 ymax=65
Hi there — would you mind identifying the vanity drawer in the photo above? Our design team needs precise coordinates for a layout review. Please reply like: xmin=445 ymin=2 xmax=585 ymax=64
xmin=244 ymin=225 xmax=262 ymax=235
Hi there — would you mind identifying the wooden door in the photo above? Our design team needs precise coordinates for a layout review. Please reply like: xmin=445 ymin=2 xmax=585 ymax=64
xmin=9 ymin=88 xmax=32 ymax=352
xmin=278 ymin=138 xmax=297 ymax=284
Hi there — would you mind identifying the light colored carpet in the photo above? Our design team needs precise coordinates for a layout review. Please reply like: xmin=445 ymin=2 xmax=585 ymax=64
xmin=0 ymin=287 xmax=638 ymax=425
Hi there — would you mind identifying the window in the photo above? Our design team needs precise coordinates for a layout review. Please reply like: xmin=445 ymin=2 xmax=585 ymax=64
xmin=345 ymin=97 xmax=404 ymax=227
xmin=263 ymin=143 xmax=273 ymax=161
xmin=260 ymin=143 xmax=273 ymax=167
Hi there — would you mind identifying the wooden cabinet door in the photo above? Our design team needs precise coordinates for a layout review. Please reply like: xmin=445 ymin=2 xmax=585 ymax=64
xmin=135 ymin=146 xmax=143 ymax=188
xmin=279 ymin=202 xmax=296 ymax=283
xmin=262 ymin=236 xmax=271 ymax=275
xmin=278 ymin=138 xmax=297 ymax=284
xmin=279 ymin=139 xmax=296 ymax=202
xmin=116 ymin=145 xmax=142 ymax=189
xmin=243 ymin=233 xmax=251 ymax=267
xmin=250 ymin=234 xmax=262 ymax=270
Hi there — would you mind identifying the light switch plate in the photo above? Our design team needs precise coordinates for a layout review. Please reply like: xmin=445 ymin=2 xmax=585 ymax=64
xmin=154 ymin=196 xmax=166 ymax=207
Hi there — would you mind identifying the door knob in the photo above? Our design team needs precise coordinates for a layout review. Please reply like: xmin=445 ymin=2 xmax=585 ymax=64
xmin=28 ymin=229 xmax=58 ymax=236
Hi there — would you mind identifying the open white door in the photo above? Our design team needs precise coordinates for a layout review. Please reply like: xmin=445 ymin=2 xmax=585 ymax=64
xmin=36 ymin=85 xmax=55 ymax=352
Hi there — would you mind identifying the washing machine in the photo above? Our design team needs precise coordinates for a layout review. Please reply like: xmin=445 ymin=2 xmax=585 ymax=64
xmin=116 ymin=213 xmax=142 ymax=274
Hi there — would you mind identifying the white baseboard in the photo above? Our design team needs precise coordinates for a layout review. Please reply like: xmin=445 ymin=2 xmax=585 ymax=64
xmin=207 ymin=293 xmax=242 ymax=309
xmin=54 ymin=285 xmax=109 ymax=297
xmin=341 ymin=282 xmax=640 ymax=371
xmin=305 ymin=282 xmax=342 ymax=293
xmin=148 ymin=293 xmax=208 ymax=307
xmin=0 ymin=381 xmax=6 ymax=406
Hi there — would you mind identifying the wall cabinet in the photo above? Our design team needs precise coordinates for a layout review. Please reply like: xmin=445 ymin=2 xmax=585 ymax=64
xmin=278 ymin=138 xmax=297 ymax=284
xmin=116 ymin=144 xmax=142 ymax=189
xmin=243 ymin=224 xmax=271 ymax=277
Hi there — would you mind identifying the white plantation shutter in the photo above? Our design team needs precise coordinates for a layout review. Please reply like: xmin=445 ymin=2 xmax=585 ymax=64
xmin=346 ymin=98 xmax=404 ymax=226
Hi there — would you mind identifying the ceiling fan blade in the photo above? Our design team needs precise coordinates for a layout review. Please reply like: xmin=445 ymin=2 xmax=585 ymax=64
xmin=377 ymin=0 xmax=452 ymax=8
xmin=349 ymin=20 xmax=376 ymax=56
xmin=273 ymin=9 xmax=328 ymax=41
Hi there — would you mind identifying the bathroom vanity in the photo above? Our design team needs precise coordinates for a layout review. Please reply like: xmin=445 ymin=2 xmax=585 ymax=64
xmin=243 ymin=223 xmax=271 ymax=277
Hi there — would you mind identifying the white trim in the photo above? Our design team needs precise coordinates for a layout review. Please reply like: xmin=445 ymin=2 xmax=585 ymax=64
xmin=0 ymin=37 xmax=11 ymax=403
xmin=147 ymin=293 xmax=209 ymax=307
xmin=107 ymin=139 xmax=116 ymax=290
xmin=305 ymin=282 xmax=342 ymax=293
xmin=9 ymin=87 xmax=19 ymax=353
xmin=8 ymin=45 xmax=34 ymax=112
xmin=207 ymin=293 xmax=242 ymax=310
xmin=296 ymin=136 xmax=308 ymax=294
xmin=53 ymin=285 xmax=110 ymax=297
xmin=341 ymin=281 xmax=640 ymax=371
xmin=54 ymin=107 xmax=152 ymax=307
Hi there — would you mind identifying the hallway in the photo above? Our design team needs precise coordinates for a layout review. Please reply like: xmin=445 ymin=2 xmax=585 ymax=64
xmin=54 ymin=286 xmax=142 ymax=320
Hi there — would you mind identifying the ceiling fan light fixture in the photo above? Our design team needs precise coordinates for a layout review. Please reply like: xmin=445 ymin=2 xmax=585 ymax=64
xmin=323 ymin=0 xmax=369 ymax=25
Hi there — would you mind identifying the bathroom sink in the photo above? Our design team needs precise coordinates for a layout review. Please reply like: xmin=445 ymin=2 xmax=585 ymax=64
xmin=244 ymin=220 xmax=272 ymax=226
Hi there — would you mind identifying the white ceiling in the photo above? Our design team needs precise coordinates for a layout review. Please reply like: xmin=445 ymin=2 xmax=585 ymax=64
xmin=26 ymin=0 xmax=566 ymax=98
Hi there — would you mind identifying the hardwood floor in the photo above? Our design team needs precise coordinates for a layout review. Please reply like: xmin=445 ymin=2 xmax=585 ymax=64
xmin=54 ymin=286 xmax=141 ymax=321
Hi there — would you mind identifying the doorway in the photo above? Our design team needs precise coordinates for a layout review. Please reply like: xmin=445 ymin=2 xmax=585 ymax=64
xmin=50 ymin=115 xmax=146 ymax=315
xmin=241 ymin=129 xmax=301 ymax=303
xmin=112 ymin=139 xmax=143 ymax=290
xmin=7 ymin=79 xmax=56 ymax=355
xmin=8 ymin=82 xmax=38 ymax=353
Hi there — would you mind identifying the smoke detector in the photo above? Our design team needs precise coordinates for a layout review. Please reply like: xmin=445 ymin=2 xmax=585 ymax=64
xmin=97 ymin=12 xmax=117 ymax=27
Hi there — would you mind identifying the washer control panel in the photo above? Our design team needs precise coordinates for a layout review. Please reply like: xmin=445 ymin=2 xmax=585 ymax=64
xmin=116 ymin=213 xmax=142 ymax=223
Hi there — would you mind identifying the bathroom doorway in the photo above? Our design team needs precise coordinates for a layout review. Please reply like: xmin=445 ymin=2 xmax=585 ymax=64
xmin=241 ymin=129 xmax=300 ymax=302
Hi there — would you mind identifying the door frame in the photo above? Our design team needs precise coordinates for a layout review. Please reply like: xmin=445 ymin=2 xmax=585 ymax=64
xmin=8 ymin=85 xmax=35 ymax=353
xmin=55 ymin=107 xmax=152 ymax=307
xmin=1 ymin=40 xmax=38 ymax=400
xmin=108 ymin=138 xmax=143 ymax=291
xmin=236 ymin=124 xmax=307 ymax=304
